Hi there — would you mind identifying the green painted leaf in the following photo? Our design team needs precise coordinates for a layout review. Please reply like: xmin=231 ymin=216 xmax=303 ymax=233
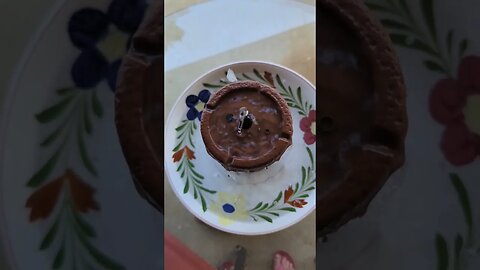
xmin=250 ymin=202 xmax=263 ymax=211
xmin=294 ymin=182 xmax=299 ymax=193
xmin=40 ymin=122 xmax=67 ymax=147
xmin=175 ymin=122 xmax=187 ymax=132
xmin=73 ymin=210 xmax=96 ymax=238
xmin=83 ymin=101 xmax=93 ymax=135
xmin=273 ymin=191 xmax=282 ymax=204
xmin=172 ymin=141 xmax=183 ymax=152
xmin=266 ymin=212 xmax=279 ymax=217
xmin=275 ymin=74 xmax=287 ymax=92
xmin=258 ymin=203 xmax=270 ymax=212
xmin=176 ymin=130 xmax=187 ymax=140
xmin=257 ymin=215 xmax=272 ymax=223
xmin=198 ymin=186 xmax=216 ymax=194
xmin=389 ymin=33 xmax=437 ymax=56
xmin=253 ymin=69 xmax=266 ymax=82
xmin=188 ymin=134 xmax=195 ymax=148
xmin=381 ymin=19 xmax=410 ymax=31
xmin=446 ymin=30 xmax=454 ymax=56
xmin=176 ymin=160 xmax=184 ymax=172
xmin=304 ymin=187 xmax=315 ymax=192
xmin=424 ymin=60 xmax=446 ymax=74
xmin=39 ymin=218 xmax=59 ymax=250
xmin=450 ymin=173 xmax=472 ymax=235
xmin=435 ymin=234 xmax=449 ymax=270
xmin=296 ymin=87 xmax=303 ymax=108
xmin=283 ymin=97 xmax=295 ymax=103
xmin=203 ymin=83 xmax=223 ymax=88
xmin=279 ymin=207 xmax=296 ymax=212
xmin=52 ymin=245 xmax=65 ymax=269
xmin=27 ymin=147 xmax=62 ymax=187
xmin=193 ymin=188 xmax=198 ymax=199
xmin=454 ymin=234 xmax=463 ymax=270
xmin=183 ymin=179 xmax=189 ymax=194
xmin=459 ymin=39 xmax=469 ymax=56
xmin=307 ymin=147 xmax=314 ymax=168
xmin=35 ymin=96 xmax=73 ymax=123
xmin=200 ymin=194 xmax=207 ymax=212
xmin=190 ymin=169 xmax=204 ymax=180
xmin=287 ymin=86 xmax=294 ymax=99
xmin=301 ymin=167 xmax=306 ymax=186
xmin=296 ymin=194 xmax=310 ymax=199
xmin=56 ymin=88 xmax=74 ymax=96
xmin=242 ymin=73 xmax=254 ymax=81
xmin=91 ymin=91 xmax=103 ymax=118
xmin=421 ymin=0 xmax=437 ymax=42
xmin=79 ymin=236 xmax=125 ymax=270
xmin=78 ymin=129 xmax=97 ymax=176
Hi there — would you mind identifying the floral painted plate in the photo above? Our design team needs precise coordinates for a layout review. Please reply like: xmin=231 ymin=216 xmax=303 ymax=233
xmin=0 ymin=0 xmax=163 ymax=269
xmin=165 ymin=61 xmax=316 ymax=235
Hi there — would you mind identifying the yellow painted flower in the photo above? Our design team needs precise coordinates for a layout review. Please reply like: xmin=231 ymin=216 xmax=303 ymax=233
xmin=211 ymin=192 xmax=249 ymax=226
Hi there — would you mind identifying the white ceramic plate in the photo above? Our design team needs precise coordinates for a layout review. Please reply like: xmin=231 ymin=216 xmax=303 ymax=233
xmin=165 ymin=61 xmax=317 ymax=235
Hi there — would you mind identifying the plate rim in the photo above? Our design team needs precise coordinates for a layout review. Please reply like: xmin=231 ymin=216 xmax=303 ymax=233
xmin=0 ymin=0 xmax=69 ymax=268
xmin=164 ymin=60 xmax=316 ymax=235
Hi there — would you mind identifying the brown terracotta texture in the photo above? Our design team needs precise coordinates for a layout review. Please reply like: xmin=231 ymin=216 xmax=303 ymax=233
xmin=315 ymin=0 xmax=407 ymax=236
xmin=200 ymin=81 xmax=293 ymax=172
xmin=115 ymin=1 xmax=165 ymax=213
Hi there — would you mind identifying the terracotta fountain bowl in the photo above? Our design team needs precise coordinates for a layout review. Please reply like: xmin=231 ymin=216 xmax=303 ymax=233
xmin=114 ymin=2 xmax=164 ymax=212
xmin=314 ymin=0 xmax=407 ymax=236
xmin=200 ymin=80 xmax=293 ymax=172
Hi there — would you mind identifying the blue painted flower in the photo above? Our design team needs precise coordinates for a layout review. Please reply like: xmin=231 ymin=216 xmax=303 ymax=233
xmin=186 ymin=89 xmax=211 ymax=121
xmin=211 ymin=192 xmax=249 ymax=226
xmin=68 ymin=0 xmax=147 ymax=91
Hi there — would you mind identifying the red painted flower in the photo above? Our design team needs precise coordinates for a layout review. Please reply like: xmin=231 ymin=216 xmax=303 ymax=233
xmin=26 ymin=169 xmax=100 ymax=222
xmin=25 ymin=176 xmax=64 ymax=222
xmin=172 ymin=146 xmax=196 ymax=162
xmin=300 ymin=110 xmax=316 ymax=145
xmin=429 ymin=56 xmax=480 ymax=166
xmin=283 ymin=186 xmax=307 ymax=208
xmin=66 ymin=169 xmax=100 ymax=213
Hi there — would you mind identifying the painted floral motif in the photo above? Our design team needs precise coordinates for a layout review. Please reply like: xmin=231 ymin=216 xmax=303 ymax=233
xmin=69 ymin=0 xmax=147 ymax=91
xmin=173 ymin=69 xmax=316 ymax=224
xmin=429 ymin=56 xmax=480 ymax=166
xmin=366 ymin=0 xmax=480 ymax=268
xmin=300 ymin=110 xmax=316 ymax=145
xmin=26 ymin=169 xmax=99 ymax=221
xmin=26 ymin=170 xmax=123 ymax=269
xmin=172 ymin=146 xmax=196 ymax=162
xmin=172 ymin=120 xmax=216 ymax=212
xmin=435 ymin=173 xmax=479 ymax=270
xmin=211 ymin=193 xmax=249 ymax=226
xmin=366 ymin=0 xmax=473 ymax=167
xmin=186 ymin=89 xmax=211 ymax=121
xmin=284 ymin=186 xmax=307 ymax=208
xmin=24 ymin=0 xmax=149 ymax=268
